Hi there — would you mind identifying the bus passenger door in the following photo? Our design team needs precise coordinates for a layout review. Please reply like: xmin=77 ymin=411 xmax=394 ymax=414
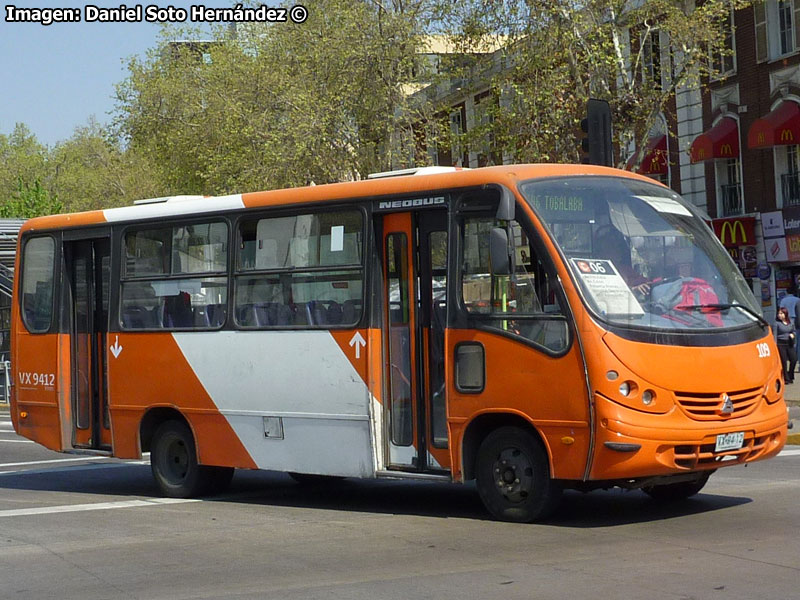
xmin=380 ymin=209 xmax=449 ymax=472
xmin=65 ymin=235 xmax=111 ymax=450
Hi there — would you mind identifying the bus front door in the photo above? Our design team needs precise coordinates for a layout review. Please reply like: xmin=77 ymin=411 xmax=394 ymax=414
xmin=65 ymin=235 xmax=111 ymax=450
xmin=381 ymin=209 xmax=449 ymax=473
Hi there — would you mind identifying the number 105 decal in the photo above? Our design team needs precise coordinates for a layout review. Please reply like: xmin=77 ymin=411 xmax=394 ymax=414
xmin=756 ymin=342 xmax=771 ymax=358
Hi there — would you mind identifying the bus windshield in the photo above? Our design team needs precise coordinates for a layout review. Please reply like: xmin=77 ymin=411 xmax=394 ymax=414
xmin=520 ymin=176 xmax=760 ymax=331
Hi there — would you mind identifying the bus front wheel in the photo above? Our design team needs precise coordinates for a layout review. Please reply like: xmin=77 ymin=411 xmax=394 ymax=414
xmin=475 ymin=427 xmax=562 ymax=523
xmin=151 ymin=420 xmax=233 ymax=498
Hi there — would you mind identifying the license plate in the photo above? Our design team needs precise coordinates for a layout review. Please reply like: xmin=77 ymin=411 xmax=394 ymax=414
xmin=715 ymin=431 xmax=744 ymax=452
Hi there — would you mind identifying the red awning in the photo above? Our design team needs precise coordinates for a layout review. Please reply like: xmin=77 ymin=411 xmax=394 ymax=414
xmin=625 ymin=135 xmax=667 ymax=175
xmin=748 ymin=100 xmax=800 ymax=149
xmin=690 ymin=117 xmax=739 ymax=163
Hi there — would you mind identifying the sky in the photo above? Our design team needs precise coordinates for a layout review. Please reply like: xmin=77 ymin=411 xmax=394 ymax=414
xmin=0 ymin=0 xmax=237 ymax=147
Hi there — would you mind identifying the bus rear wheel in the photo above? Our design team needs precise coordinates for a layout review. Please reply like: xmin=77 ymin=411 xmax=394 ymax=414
xmin=642 ymin=471 xmax=712 ymax=502
xmin=475 ymin=427 xmax=562 ymax=523
xmin=151 ymin=420 xmax=233 ymax=498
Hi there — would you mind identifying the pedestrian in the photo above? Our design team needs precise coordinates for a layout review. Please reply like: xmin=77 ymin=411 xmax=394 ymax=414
xmin=779 ymin=284 xmax=800 ymax=369
xmin=776 ymin=307 xmax=797 ymax=383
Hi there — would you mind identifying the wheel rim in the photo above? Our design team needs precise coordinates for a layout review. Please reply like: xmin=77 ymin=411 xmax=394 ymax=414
xmin=492 ymin=446 xmax=535 ymax=504
xmin=163 ymin=437 xmax=189 ymax=483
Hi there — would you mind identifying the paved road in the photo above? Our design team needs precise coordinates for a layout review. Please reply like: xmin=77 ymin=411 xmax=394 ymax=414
xmin=1 ymin=411 xmax=799 ymax=600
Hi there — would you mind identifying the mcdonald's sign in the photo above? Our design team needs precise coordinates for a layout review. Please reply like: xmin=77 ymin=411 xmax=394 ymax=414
xmin=781 ymin=129 xmax=795 ymax=143
xmin=720 ymin=143 xmax=733 ymax=156
xmin=712 ymin=217 xmax=756 ymax=248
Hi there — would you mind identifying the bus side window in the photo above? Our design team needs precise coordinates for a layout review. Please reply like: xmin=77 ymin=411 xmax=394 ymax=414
xmin=121 ymin=222 xmax=228 ymax=331
xmin=460 ymin=215 xmax=568 ymax=353
xmin=20 ymin=236 xmax=56 ymax=334
xmin=234 ymin=209 xmax=364 ymax=329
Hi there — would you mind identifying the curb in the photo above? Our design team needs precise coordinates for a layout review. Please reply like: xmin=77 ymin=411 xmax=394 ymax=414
xmin=788 ymin=433 xmax=800 ymax=445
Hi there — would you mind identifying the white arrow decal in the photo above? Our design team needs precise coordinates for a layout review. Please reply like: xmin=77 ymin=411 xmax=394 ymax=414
xmin=348 ymin=331 xmax=366 ymax=360
xmin=110 ymin=335 xmax=123 ymax=359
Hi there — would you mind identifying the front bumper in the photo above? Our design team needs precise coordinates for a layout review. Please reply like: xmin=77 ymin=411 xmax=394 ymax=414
xmin=589 ymin=393 xmax=788 ymax=480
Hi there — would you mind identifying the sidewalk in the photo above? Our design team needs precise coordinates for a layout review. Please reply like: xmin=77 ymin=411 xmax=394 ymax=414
xmin=781 ymin=380 xmax=800 ymax=445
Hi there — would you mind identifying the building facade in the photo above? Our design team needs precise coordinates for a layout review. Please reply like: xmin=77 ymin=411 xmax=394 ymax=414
xmin=691 ymin=1 xmax=800 ymax=320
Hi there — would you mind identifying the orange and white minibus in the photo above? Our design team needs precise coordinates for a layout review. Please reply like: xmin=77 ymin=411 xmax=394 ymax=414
xmin=9 ymin=165 xmax=788 ymax=521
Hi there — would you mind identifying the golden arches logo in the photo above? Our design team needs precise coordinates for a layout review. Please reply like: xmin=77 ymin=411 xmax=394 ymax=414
xmin=696 ymin=148 xmax=706 ymax=160
xmin=720 ymin=220 xmax=748 ymax=245
xmin=720 ymin=143 xmax=733 ymax=156
xmin=758 ymin=132 xmax=766 ymax=144
xmin=781 ymin=129 xmax=795 ymax=142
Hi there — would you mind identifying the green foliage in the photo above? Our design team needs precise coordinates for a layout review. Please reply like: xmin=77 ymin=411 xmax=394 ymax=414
xmin=429 ymin=0 xmax=752 ymax=169
xmin=0 ymin=178 xmax=61 ymax=218
xmin=114 ymin=1 xmax=438 ymax=193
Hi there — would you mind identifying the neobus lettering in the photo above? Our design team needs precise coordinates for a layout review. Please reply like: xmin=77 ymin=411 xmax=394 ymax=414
xmin=377 ymin=196 xmax=445 ymax=210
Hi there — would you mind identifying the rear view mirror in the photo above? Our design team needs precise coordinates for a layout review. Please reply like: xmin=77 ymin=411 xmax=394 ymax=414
xmin=490 ymin=227 xmax=511 ymax=275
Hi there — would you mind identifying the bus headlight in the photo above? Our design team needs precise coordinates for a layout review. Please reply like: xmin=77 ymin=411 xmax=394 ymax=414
xmin=619 ymin=382 xmax=631 ymax=397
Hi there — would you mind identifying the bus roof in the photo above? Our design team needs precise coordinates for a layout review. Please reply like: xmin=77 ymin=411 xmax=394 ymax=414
xmin=20 ymin=164 xmax=656 ymax=234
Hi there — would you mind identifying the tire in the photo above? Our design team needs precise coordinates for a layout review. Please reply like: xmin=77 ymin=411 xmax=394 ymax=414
xmin=642 ymin=471 xmax=712 ymax=502
xmin=151 ymin=420 xmax=220 ymax=498
xmin=475 ymin=426 xmax=562 ymax=523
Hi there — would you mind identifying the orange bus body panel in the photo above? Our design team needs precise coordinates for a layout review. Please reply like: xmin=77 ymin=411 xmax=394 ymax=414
xmin=107 ymin=332 xmax=257 ymax=467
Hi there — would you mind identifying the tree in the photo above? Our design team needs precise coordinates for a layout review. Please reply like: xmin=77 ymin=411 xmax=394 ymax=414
xmin=50 ymin=119 xmax=162 ymax=212
xmin=0 ymin=123 xmax=51 ymax=205
xmin=430 ymin=0 xmax=749 ymax=169
xmin=114 ymin=1 xmax=438 ymax=194
xmin=0 ymin=178 xmax=62 ymax=218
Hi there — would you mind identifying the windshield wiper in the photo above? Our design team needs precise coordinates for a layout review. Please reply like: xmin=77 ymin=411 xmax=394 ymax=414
xmin=680 ymin=303 xmax=769 ymax=328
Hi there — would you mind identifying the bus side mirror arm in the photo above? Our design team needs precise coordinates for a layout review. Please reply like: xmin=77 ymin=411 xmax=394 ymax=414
xmin=495 ymin=187 xmax=515 ymax=221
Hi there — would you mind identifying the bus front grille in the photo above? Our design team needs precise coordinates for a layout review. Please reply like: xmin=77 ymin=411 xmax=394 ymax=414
xmin=674 ymin=387 xmax=762 ymax=420
xmin=672 ymin=433 xmax=769 ymax=469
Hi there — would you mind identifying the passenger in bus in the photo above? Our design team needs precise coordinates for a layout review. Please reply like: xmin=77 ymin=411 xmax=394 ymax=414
xmin=592 ymin=225 xmax=650 ymax=297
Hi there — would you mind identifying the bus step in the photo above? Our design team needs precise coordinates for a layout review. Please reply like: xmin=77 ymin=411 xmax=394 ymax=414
xmin=375 ymin=470 xmax=451 ymax=482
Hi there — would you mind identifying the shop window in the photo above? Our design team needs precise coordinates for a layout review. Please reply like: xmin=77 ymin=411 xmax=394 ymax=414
xmin=782 ymin=145 xmax=800 ymax=206
xmin=755 ymin=0 xmax=800 ymax=62
xmin=711 ymin=7 xmax=736 ymax=75
xmin=717 ymin=158 xmax=743 ymax=216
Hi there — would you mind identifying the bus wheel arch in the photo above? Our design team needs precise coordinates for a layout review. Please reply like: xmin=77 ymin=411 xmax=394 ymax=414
xmin=461 ymin=412 xmax=551 ymax=481
xmin=462 ymin=414 xmax=562 ymax=522
xmin=141 ymin=408 xmax=234 ymax=498
xmin=139 ymin=406 xmax=187 ymax=454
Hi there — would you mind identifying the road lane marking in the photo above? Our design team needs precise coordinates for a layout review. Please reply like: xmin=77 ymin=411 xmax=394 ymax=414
xmin=0 ymin=439 xmax=34 ymax=444
xmin=0 ymin=462 xmax=147 ymax=477
xmin=0 ymin=497 xmax=199 ymax=518
xmin=0 ymin=457 xmax=112 ymax=468
xmin=778 ymin=448 xmax=800 ymax=456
